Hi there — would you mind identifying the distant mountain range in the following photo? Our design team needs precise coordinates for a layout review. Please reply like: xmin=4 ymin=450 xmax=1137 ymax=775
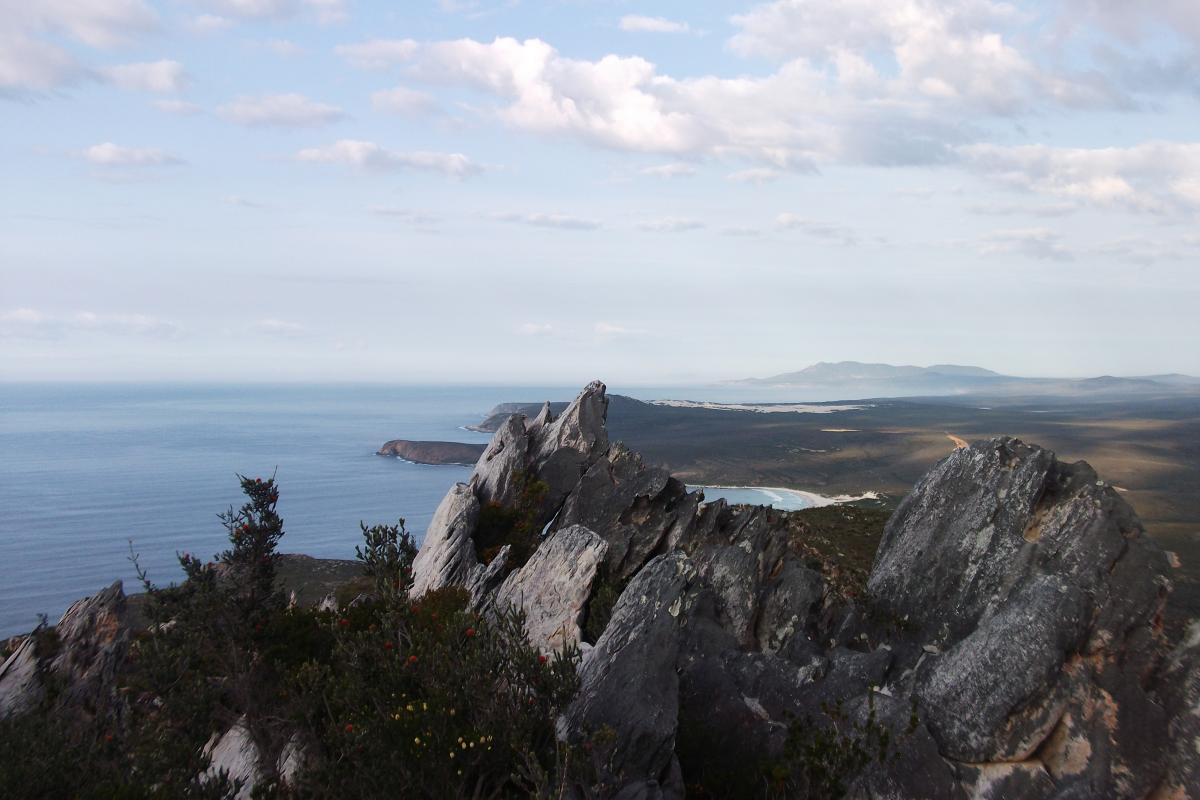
xmin=733 ymin=361 xmax=1200 ymax=401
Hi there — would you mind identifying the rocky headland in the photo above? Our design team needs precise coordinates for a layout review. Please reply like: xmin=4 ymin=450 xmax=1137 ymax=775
xmin=3 ymin=380 xmax=1198 ymax=798
xmin=376 ymin=439 xmax=487 ymax=466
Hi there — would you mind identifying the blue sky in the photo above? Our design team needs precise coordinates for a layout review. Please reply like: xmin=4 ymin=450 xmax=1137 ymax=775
xmin=2 ymin=0 xmax=1199 ymax=383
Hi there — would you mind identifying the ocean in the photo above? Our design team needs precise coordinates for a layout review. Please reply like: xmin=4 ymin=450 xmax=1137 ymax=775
xmin=0 ymin=383 xmax=823 ymax=637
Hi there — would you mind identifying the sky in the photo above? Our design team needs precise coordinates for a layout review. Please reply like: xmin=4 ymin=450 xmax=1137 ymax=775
xmin=2 ymin=0 xmax=1199 ymax=384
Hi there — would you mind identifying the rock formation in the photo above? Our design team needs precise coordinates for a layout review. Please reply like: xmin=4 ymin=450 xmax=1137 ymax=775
xmin=376 ymin=439 xmax=486 ymax=466
xmin=4 ymin=380 xmax=1196 ymax=798
xmin=0 ymin=580 xmax=130 ymax=722
xmin=409 ymin=380 xmax=1198 ymax=799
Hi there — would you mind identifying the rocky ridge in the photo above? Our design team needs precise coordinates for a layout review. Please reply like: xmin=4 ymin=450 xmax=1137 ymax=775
xmin=408 ymin=380 xmax=1198 ymax=799
xmin=3 ymin=380 xmax=1197 ymax=797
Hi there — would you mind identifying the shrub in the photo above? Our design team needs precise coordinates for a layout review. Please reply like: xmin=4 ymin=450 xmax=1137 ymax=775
xmin=473 ymin=472 xmax=550 ymax=569
xmin=0 ymin=475 xmax=583 ymax=798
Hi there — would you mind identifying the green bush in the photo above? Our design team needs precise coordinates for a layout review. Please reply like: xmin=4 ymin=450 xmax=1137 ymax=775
xmin=0 ymin=475 xmax=584 ymax=798
xmin=473 ymin=472 xmax=549 ymax=569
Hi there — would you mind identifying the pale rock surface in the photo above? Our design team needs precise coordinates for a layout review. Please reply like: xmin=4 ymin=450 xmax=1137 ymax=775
xmin=492 ymin=524 xmax=607 ymax=653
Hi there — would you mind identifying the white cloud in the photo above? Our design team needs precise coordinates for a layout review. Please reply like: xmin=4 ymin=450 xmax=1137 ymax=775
xmin=101 ymin=60 xmax=188 ymax=93
xmin=594 ymin=321 xmax=647 ymax=337
xmin=493 ymin=212 xmax=601 ymax=230
xmin=0 ymin=1 xmax=160 ymax=93
xmin=727 ymin=168 xmax=781 ymax=184
xmin=517 ymin=322 xmax=554 ymax=336
xmin=223 ymin=195 xmax=266 ymax=208
xmin=619 ymin=15 xmax=691 ymax=34
xmin=255 ymin=318 xmax=305 ymax=336
xmin=1 ymin=308 xmax=46 ymax=323
xmin=4 ymin=1 xmax=160 ymax=49
xmin=191 ymin=0 xmax=346 ymax=23
xmin=960 ymin=141 xmax=1200 ymax=214
xmin=84 ymin=142 xmax=182 ymax=166
xmin=640 ymin=163 xmax=697 ymax=178
xmin=775 ymin=213 xmax=858 ymax=244
xmin=189 ymin=14 xmax=233 ymax=33
xmin=337 ymin=35 xmax=969 ymax=170
xmin=721 ymin=226 xmax=762 ymax=237
xmin=371 ymin=86 xmax=436 ymax=114
xmin=637 ymin=217 xmax=706 ymax=233
xmin=727 ymin=0 xmax=1115 ymax=114
xmin=369 ymin=207 xmax=441 ymax=225
xmin=218 ymin=93 xmax=344 ymax=127
xmin=296 ymin=140 xmax=482 ymax=177
xmin=0 ymin=33 xmax=84 ymax=92
xmin=979 ymin=227 xmax=1074 ymax=261
xmin=154 ymin=99 xmax=202 ymax=115
xmin=334 ymin=38 xmax=418 ymax=69
xmin=966 ymin=201 xmax=1078 ymax=217
xmin=1 ymin=308 xmax=182 ymax=339
xmin=262 ymin=38 xmax=306 ymax=57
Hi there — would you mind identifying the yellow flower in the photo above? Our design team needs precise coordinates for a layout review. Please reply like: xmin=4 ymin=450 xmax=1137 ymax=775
xmin=413 ymin=737 xmax=421 ymax=745
xmin=406 ymin=704 xmax=414 ymax=712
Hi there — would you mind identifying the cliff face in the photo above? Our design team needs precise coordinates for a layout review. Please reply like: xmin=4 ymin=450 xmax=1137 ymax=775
xmin=410 ymin=380 xmax=1198 ymax=799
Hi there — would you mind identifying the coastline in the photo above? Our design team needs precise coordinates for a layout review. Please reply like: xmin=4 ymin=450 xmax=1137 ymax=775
xmin=687 ymin=483 xmax=881 ymax=509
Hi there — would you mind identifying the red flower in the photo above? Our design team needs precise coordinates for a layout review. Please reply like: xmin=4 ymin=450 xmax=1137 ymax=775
xmin=384 ymin=641 xmax=394 ymax=651
xmin=338 ymin=618 xmax=350 ymax=627
xmin=465 ymin=627 xmax=476 ymax=638
xmin=104 ymin=733 xmax=114 ymax=743
xmin=538 ymin=654 xmax=548 ymax=665
xmin=344 ymin=723 xmax=354 ymax=734
xmin=408 ymin=655 xmax=418 ymax=665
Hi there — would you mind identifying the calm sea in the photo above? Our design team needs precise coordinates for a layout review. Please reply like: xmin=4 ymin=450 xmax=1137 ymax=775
xmin=0 ymin=385 xmax=578 ymax=636
xmin=0 ymin=383 xmax=829 ymax=637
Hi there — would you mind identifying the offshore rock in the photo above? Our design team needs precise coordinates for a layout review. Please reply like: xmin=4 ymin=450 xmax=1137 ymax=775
xmin=493 ymin=524 xmax=607 ymax=653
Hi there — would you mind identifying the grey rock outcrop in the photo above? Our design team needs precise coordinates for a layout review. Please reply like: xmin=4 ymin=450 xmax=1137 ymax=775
xmin=0 ymin=580 xmax=130 ymax=721
xmin=564 ymin=552 xmax=700 ymax=794
xmin=201 ymin=719 xmax=263 ymax=800
xmin=866 ymin=438 xmax=1172 ymax=796
xmin=411 ymin=381 xmax=612 ymax=607
xmin=409 ymin=482 xmax=482 ymax=598
xmin=407 ymin=382 xmax=1195 ymax=799
xmin=1154 ymin=621 xmax=1200 ymax=799
xmin=493 ymin=524 xmax=608 ymax=653
xmin=0 ymin=638 xmax=43 ymax=718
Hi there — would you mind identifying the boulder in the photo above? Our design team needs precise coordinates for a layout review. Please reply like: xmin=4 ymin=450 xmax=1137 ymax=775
xmin=564 ymin=552 xmax=700 ymax=794
xmin=492 ymin=525 xmax=608 ymax=653
xmin=867 ymin=437 xmax=1173 ymax=794
xmin=201 ymin=718 xmax=263 ymax=800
